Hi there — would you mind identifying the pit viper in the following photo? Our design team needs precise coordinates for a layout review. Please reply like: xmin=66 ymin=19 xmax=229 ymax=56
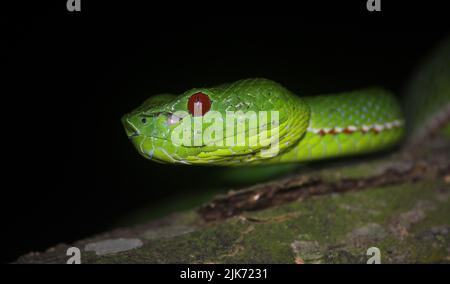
xmin=122 ymin=39 xmax=450 ymax=167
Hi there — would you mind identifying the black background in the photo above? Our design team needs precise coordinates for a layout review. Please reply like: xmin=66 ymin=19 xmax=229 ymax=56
xmin=6 ymin=2 xmax=449 ymax=263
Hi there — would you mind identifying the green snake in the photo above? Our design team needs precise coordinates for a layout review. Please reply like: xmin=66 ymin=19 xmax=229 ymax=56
xmin=122 ymin=39 xmax=450 ymax=167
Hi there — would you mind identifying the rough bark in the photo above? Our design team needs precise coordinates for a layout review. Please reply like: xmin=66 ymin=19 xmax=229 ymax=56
xmin=16 ymin=138 xmax=450 ymax=264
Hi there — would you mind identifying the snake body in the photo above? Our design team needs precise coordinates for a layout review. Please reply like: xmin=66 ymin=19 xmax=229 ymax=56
xmin=122 ymin=79 xmax=404 ymax=166
xmin=122 ymin=39 xmax=449 ymax=167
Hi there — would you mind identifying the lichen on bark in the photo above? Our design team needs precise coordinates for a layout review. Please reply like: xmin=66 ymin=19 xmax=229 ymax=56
xmin=16 ymin=139 xmax=450 ymax=264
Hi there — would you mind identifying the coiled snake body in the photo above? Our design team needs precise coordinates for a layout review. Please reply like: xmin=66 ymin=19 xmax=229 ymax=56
xmin=122 ymin=39 xmax=449 ymax=167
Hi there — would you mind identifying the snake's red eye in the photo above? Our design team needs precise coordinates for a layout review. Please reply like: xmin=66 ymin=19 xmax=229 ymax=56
xmin=188 ymin=92 xmax=211 ymax=116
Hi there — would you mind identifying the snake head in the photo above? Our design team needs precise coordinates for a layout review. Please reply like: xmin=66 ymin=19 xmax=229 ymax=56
xmin=122 ymin=78 xmax=310 ymax=165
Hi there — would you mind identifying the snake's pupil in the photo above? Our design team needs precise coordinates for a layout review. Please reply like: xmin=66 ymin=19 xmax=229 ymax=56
xmin=188 ymin=92 xmax=211 ymax=116
xmin=141 ymin=118 xmax=147 ymax=124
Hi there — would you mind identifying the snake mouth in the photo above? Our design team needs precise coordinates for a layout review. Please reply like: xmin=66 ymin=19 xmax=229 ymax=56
xmin=127 ymin=131 xmax=141 ymax=139
xmin=121 ymin=115 xmax=141 ymax=138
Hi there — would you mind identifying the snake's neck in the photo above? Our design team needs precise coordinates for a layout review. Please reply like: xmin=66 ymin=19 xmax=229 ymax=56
xmin=272 ymin=91 xmax=405 ymax=163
